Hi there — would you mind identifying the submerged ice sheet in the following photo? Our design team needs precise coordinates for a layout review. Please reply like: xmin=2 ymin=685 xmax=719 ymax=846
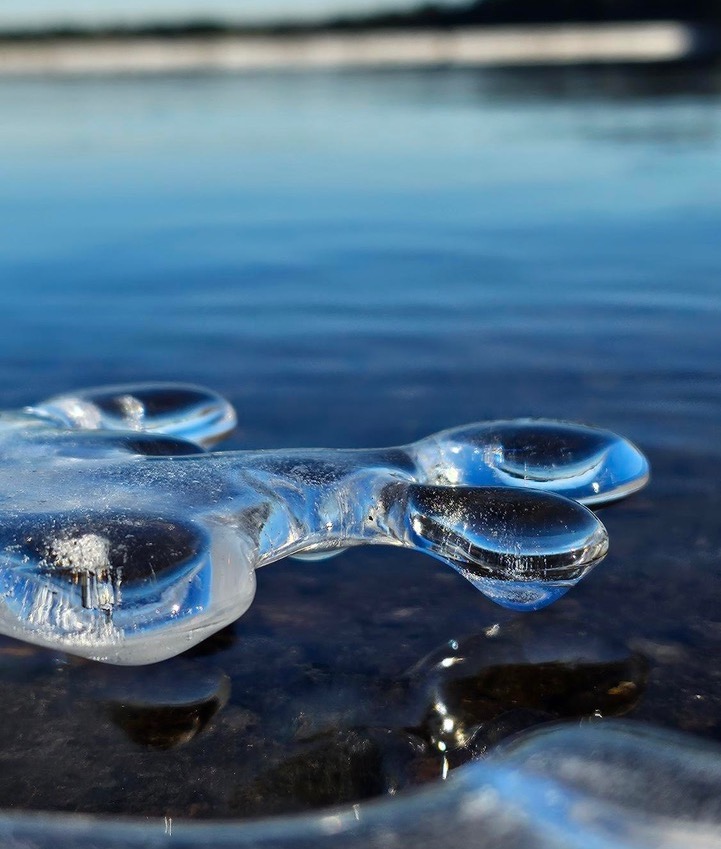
xmin=0 ymin=383 xmax=648 ymax=664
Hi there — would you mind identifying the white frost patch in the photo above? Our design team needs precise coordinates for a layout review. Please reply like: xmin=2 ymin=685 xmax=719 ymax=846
xmin=42 ymin=533 xmax=122 ymax=613
xmin=47 ymin=533 xmax=111 ymax=573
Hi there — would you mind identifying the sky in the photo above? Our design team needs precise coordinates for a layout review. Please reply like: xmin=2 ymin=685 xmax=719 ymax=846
xmin=0 ymin=0 xmax=463 ymax=30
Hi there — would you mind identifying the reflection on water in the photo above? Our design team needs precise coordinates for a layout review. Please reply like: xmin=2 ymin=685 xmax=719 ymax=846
xmin=0 ymin=63 xmax=719 ymax=818
xmin=0 ymin=618 xmax=647 ymax=816
xmin=91 ymin=663 xmax=232 ymax=749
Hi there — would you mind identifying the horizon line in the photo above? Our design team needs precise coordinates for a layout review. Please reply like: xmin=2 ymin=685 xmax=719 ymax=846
xmin=0 ymin=22 xmax=705 ymax=75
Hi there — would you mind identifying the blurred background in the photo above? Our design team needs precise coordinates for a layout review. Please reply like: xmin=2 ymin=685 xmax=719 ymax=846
xmin=0 ymin=0 xmax=719 ymax=447
xmin=0 ymin=0 xmax=721 ymax=823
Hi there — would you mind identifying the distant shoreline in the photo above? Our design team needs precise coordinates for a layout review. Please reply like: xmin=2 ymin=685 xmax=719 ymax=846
xmin=0 ymin=23 xmax=707 ymax=75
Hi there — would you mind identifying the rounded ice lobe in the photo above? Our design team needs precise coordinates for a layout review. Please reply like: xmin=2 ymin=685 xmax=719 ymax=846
xmin=31 ymin=382 xmax=237 ymax=447
xmin=6 ymin=430 xmax=205 ymax=460
xmin=402 ymin=485 xmax=608 ymax=610
xmin=492 ymin=720 xmax=721 ymax=841
xmin=414 ymin=419 xmax=649 ymax=504
xmin=0 ymin=511 xmax=256 ymax=665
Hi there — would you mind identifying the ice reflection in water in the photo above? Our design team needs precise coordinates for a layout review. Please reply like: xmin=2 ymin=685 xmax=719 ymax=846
xmin=0 ymin=383 xmax=648 ymax=664
xmin=2 ymin=624 xmax=718 ymax=849
xmin=0 ymin=619 xmax=647 ymax=810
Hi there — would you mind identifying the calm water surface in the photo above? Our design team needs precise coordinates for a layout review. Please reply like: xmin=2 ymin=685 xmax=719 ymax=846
xmin=0 ymin=64 xmax=720 ymax=818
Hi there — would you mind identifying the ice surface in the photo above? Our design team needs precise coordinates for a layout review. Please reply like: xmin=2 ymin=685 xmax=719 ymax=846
xmin=0 ymin=383 xmax=649 ymax=664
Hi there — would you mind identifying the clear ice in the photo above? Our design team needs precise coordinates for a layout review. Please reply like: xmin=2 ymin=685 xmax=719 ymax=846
xmin=0 ymin=383 xmax=649 ymax=664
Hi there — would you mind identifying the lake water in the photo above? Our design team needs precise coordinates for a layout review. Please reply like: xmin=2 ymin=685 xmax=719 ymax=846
xmin=0 ymin=63 xmax=720 ymax=820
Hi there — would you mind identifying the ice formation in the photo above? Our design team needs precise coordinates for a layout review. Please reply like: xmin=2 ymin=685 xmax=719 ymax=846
xmin=0 ymin=383 xmax=648 ymax=664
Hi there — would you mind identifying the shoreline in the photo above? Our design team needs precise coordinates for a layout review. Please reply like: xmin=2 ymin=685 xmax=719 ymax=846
xmin=0 ymin=23 xmax=704 ymax=75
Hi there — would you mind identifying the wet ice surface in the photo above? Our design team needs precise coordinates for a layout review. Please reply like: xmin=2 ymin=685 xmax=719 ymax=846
xmin=1 ymin=391 xmax=721 ymax=848
xmin=0 ymin=383 xmax=646 ymax=664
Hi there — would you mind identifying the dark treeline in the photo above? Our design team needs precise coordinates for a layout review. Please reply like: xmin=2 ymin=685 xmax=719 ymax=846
xmin=1 ymin=0 xmax=720 ymax=41
xmin=325 ymin=0 xmax=721 ymax=30
xmin=0 ymin=22 xmax=235 ymax=41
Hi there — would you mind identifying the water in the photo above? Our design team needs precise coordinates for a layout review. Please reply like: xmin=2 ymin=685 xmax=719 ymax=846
xmin=0 ymin=63 xmax=720 ymax=824
xmin=1 ymin=67 xmax=720 ymax=453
